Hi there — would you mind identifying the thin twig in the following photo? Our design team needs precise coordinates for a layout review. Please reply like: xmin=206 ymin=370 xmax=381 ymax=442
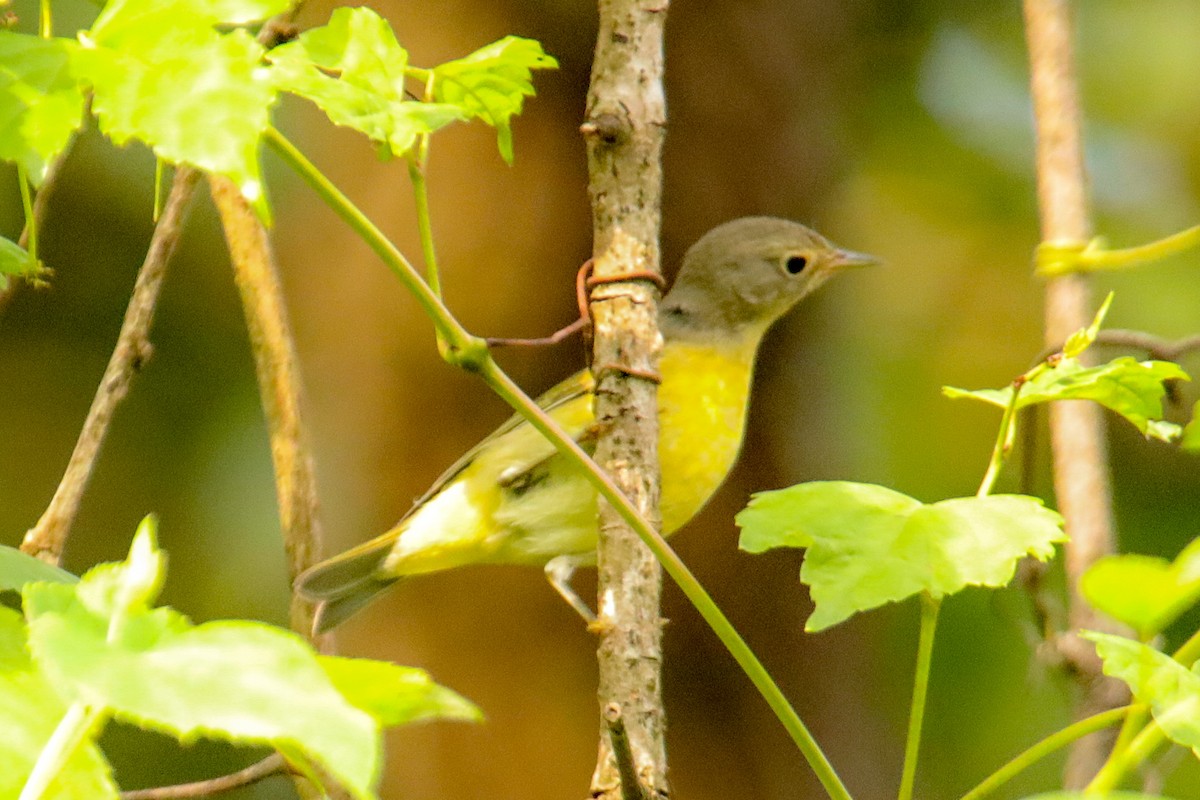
xmin=603 ymin=703 xmax=651 ymax=800
xmin=485 ymin=316 xmax=588 ymax=348
xmin=120 ymin=754 xmax=290 ymax=800
xmin=1022 ymin=0 xmax=1130 ymax=786
xmin=1093 ymin=329 xmax=1200 ymax=362
xmin=20 ymin=167 xmax=202 ymax=564
xmin=208 ymin=176 xmax=327 ymax=646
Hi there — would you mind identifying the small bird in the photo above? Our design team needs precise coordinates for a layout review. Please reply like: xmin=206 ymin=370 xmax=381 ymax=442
xmin=297 ymin=217 xmax=875 ymax=632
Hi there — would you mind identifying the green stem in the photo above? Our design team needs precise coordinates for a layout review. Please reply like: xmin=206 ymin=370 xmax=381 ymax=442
xmin=20 ymin=703 xmax=104 ymax=800
xmin=977 ymin=378 xmax=1024 ymax=497
xmin=959 ymin=706 xmax=1129 ymax=800
xmin=1086 ymin=717 xmax=1168 ymax=792
xmin=1083 ymin=225 xmax=1200 ymax=270
xmin=408 ymin=158 xmax=441 ymax=297
xmin=17 ymin=165 xmax=37 ymax=265
xmin=39 ymin=0 xmax=52 ymax=37
xmin=1172 ymin=627 xmax=1200 ymax=667
xmin=263 ymin=128 xmax=484 ymax=366
xmin=271 ymin=127 xmax=851 ymax=800
xmin=898 ymin=593 xmax=940 ymax=800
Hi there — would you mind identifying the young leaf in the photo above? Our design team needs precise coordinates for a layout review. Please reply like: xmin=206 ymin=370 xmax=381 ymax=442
xmin=736 ymin=482 xmax=1066 ymax=631
xmin=0 ymin=609 xmax=118 ymax=800
xmin=0 ymin=546 xmax=77 ymax=592
xmin=23 ymin=532 xmax=381 ymax=799
xmin=320 ymin=657 xmax=482 ymax=727
xmin=1081 ymin=538 xmax=1200 ymax=638
xmin=268 ymin=6 xmax=466 ymax=158
xmin=944 ymin=357 xmax=1189 ymax=442
xmin=75 ymin=0 xmax=279 ymax=209
xmin=0 ymin=235 xmax=45 ymax=292
xmin=432 ymin=35 xmax=558 ymax=163
xmin=1085 ymin=632 xmax=1200 ymax=757
xmin=1062 ymin=291 xmax=1114 ymax=359
xmin=0 ymin=31 xmax=86 ymax=185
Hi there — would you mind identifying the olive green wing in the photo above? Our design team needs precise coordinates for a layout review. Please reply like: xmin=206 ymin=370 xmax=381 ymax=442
xmin=404 ymin=368 xmax=597 ymax=516
xmin=296 ymin=368 xmax=596 ymax=633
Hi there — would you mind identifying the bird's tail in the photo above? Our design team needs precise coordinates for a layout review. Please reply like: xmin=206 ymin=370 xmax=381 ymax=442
xmin=295 ymin=539 xmax=400 ymax=634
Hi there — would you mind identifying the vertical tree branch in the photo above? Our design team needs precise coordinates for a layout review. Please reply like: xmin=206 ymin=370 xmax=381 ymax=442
xmin=583 ymin=1 xmax=668 ymax=797
xmin=20 ymin=167 xmax=202 ymax=564
xmin=1022 ymin=0 xmax=1128 ymax=786
xmin=208 ymin=176 xmax=327 ymax=648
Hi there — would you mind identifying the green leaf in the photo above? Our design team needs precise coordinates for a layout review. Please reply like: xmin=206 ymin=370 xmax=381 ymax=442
xmin=76 ymin=0 xmax=277 ymax=208
xmin=23 ymin=531 xmax=381 ymax=799
xmin=0 ymin=31 xmax=86 ymax=185
xmin=320 ymin=656 xmax=482 ymax=727
xmin=1086 ymin=632 xmax=1200 ymax=757
xmin=737 ymin=482 xmax=1066 ymax=631
xmin=269 ymin=6 xmax=466 ymax=158
xmin=1081 ymin=538 xmax=1200 ymax=638
xmin=0 ymin=609 xmax=118 ymax=800
xmin=432 ymin=35 xmax=558 ymax=163
xmin=944 ymin=357 xmax=1189 ymax=442
xmin=1062 ymin=291 xmax=1114 ymax=358
xmin=0 ymin=236 xmax=45 ymax=291
xmin=0 ymin=546 xmax=77 ymax=593
xmin=1183 ymin=400 xmax=1200 ymax=453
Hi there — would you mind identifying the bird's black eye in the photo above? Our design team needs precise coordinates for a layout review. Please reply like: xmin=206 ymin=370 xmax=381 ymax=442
xmin=785 ymin=255 xmax=808 ymax=275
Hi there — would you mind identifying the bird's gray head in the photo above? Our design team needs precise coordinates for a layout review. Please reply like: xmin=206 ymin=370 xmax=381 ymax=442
xmin=659 ymin=216 xmax=875 ymax=340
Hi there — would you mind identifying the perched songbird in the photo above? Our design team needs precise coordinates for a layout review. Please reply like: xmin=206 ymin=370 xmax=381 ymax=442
xmin=297 ymin=217 xmax=875 ymax=632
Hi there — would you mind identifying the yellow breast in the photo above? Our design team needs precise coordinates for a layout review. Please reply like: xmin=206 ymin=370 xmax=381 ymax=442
xmin=657 ymin=337 xmax=758 ymax=533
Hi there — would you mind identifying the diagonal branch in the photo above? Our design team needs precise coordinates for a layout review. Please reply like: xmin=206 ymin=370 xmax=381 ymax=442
xmin=21 ymin=167 xmax=202 ymax=564
xmin=208 ymin=176 xmax=328 ymax=647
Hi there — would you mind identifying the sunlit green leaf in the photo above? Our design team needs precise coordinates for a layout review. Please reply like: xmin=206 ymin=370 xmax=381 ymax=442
xmin=737 ymin=481 xmax=1065 ymax=631
xmin=76 ymin=0 xmax=276 ymax=208
xmin=1081 ymin=538 xmax=1200 ymax=638
xmin=268 ymin=6 xmax=465 ymax=158
xmin=432 ymin=35 xmax=557 ymax=163
xmin=0 ymin=609 xmax=117 ymax=800
xmin=75 ymin=516 xmax=164 ymax=620
xmin=0 ymin=32 xmax=85 ymax=185
xmin=944 ymin=357 xmax=1189 ymax=442
xmin=320 ymin=656 xmax=482 ymax=727
xmin=0 ymin=546 xmax=77 ymax=593
xmin=1086 ymin=632 xmax=1200 ymax=757
xmin=23 ymin=532 xmax=381 ymax=799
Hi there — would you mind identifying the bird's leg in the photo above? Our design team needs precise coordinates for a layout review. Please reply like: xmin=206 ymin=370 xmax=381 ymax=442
xmin=545 ymin=554 xmax=596 ymax=623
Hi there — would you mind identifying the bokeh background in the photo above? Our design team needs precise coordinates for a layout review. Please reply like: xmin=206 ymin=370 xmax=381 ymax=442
xmin=2 ymin=0 xmax=1199 ymax=797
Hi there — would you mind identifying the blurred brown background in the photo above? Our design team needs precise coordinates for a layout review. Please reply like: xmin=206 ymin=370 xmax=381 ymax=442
xmin=3 ymin=0 xmax=1200 ymax=797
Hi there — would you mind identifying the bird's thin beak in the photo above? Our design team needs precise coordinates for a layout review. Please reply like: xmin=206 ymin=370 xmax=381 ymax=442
xmin=831 ymin=248 xmax=880 ymax=270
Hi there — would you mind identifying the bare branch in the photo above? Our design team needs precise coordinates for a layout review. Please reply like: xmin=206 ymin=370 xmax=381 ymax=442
xmin=1022 ymin=0 xmax=1130 ymax=785
xmin=208 ymin=176 xmax=328 ymax=647
xmin=584 ymin=1 xmax=668 ymax=797
xmin=20 ymin=167 xmax=202 ymax=564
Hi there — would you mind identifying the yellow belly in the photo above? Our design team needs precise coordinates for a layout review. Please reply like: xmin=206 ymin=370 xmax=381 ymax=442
xmin=657 ymin=339 xmax=757 ymax=532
